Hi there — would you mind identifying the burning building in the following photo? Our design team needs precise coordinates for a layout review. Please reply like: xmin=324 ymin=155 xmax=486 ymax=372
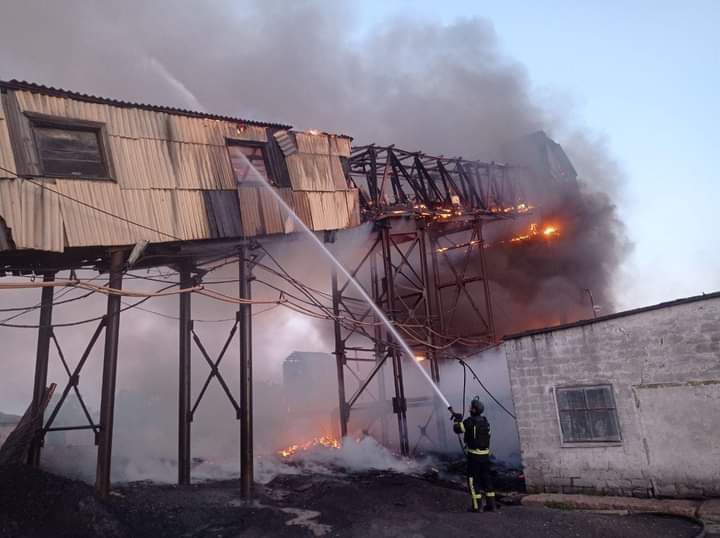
xmin=0 ymin=79 xmax=622 ymax=497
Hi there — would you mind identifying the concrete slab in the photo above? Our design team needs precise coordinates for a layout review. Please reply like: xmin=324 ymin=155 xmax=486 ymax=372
xmin=522 ymin=493 xmax=702 ymax=519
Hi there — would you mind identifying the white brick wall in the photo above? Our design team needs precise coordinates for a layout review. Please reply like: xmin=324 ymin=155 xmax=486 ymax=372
xmin=504 ymin=295 xmax=720 ymax=498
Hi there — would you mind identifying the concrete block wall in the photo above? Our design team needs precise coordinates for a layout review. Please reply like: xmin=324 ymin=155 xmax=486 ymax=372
xmin=504 ymin=296 xmax=720 ymax=498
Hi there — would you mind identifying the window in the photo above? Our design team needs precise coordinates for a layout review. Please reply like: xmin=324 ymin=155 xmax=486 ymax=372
xmin=30 ymin=117 xmax=111 ymax=179
xmin=556 ymin=385 xmax=621 ymax=443
xmin=227 ymin=142 xmax=273 ymax=185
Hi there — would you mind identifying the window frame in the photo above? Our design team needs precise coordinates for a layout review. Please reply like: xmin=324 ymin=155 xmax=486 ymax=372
xmin=26 ymin=112 xmax=115 ymax=181
xmin=225 ymin=139 xmax=275 ymax=186
xmin=553 ymin=384 xmax=623 ymax=447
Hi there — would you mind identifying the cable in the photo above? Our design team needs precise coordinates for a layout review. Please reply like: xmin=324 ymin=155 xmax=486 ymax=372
xmin=457 ymin=358 xmax=516 ymax=420
xmin=0 ymin=164 xmax=181 ymax=241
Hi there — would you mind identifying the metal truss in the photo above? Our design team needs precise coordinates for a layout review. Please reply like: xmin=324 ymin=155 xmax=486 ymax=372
xmin=348 ymin=145 xmax=519 ymax=214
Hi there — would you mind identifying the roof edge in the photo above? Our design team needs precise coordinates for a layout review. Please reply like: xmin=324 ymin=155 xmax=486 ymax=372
xmin=504 ymin=290 xmax=720 ymax=341
xmin=0 ymin=79 xmax=293 ymax=130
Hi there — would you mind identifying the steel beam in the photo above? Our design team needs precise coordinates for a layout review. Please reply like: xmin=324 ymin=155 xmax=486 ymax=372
xmin=27 ymin=272 xmax=55 ymax=467
xmin=95 ymin=249 xmax=124 ymax=498
xmin=178 ymin=265 xmax=192 ymax=485
xmin=238 ymin=247 xmax=253 ymax=498
xmin=331 ymin=268 xmax=349 ymax=438
xmin=379 ymin=225 xmax=410 ymax=456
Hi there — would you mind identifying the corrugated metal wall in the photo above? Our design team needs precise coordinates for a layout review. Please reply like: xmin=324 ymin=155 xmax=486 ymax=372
xmin=0 ymin=88 xmax=360 ymax=253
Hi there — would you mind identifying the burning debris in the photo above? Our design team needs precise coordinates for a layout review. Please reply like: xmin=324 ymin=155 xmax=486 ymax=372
xmin=278 ymin=436 xmax=341 ymax=459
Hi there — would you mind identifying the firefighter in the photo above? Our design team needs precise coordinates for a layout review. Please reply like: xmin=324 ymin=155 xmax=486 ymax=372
xmin=452 ymin=397 xmax=497 ymax=512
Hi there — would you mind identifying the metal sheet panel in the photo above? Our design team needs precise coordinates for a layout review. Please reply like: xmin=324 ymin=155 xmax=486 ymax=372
xmin=0 ymin=113 xmax=17 ymax=175
xmin=278 ymin=189 xmax=297 ymax=233
xmin=203 ymin=190 xmax=243 ymax=239
xmin=109 ymin=137 xmax=176 ymax=189
xmin=273 ymin=130 xmax=297 ymax=156
xmin=296 ymin=132 xmax=330 ymax=154
xmin=345 ymin=189 xmax=361 ymax=227
xmin=121 ymin=189 xmax=171 ymax=243
xmin=169 ymin=115 xmax=267 ymax=145
xmin=306 ymin=192 xmax=328 ymax=230
xmin=55 ymin=180 xmax=133 ymax=247
xmin=286 ymin=153 xmax=336 ymax=191
xmin=174 ymin=190 xmax=211 ymax=241
xmin=0 ymin=179 xmax=63 ymax=251
xmin=237 ymin=185 xmax=263 ymax=237
xmin=258 ymin=188 xmax=284 ymax=235
xmin=171 ymin=142 xmax=235 ymax=190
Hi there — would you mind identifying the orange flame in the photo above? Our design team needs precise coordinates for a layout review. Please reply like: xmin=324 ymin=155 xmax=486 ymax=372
xmin=277 ymin=436 xmax=341 ymax=458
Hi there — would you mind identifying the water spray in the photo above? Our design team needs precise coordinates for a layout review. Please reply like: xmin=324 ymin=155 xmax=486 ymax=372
xmin=236 ymin=155 xmax=453 ymax=412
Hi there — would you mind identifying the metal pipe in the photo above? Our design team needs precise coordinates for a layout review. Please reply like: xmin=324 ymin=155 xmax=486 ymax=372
xmin=27 ymin=272 xmax=55 ymax=467
xmin=95 ymin=249 xmax=124 ymax=498
xmin=178 ymin=265 xmax=192 ymax=485
xmin=238 ymin=246 xmax=253 ymax=498
xmin=331 ymin=268 xmax=349 ymax=438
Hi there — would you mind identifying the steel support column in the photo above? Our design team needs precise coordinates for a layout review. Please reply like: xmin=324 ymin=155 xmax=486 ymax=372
xmin=178 ymin=265 xmax=192 ymax=485
xmin=27 ymin=272 xmax=55 ymax=467
xmin=370 ymin=256 xmax=389 ymax=445
xmin=379 ymin=225 xmax=410 ymax=456
xmin=95 ymin=249 xmax=124 ymax=498
xmin=331 ymin=268 xmax=349 ymax=438
xmin=238 ymin=247 xmax=253 ymax=498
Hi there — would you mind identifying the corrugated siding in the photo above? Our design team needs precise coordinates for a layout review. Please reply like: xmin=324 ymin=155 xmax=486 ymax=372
xmin=174 ymin=190 xmax=211 ymax=241
xmin=109 ymin=137 xmax=176 ymax=189
xmin=0 ymin=99 xmax=17 ymax=175
xmin=0 ymin=179 xmax=63 ymax=251
xmin=203 ymin=190 xmax=243 ymax=239
xmin=0 ymin=89 xmax=361 ymax=252
xmin=237 ymin=185 xmax=263 ymax=237
xmin=346 ymin=189 xmax=361 ymax=227
xmin=55 ymin=180 xmax=136 ymax=246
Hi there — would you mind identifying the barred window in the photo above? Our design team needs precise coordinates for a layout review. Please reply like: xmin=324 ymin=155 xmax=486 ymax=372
xmin=556 ymin=385 xmax=621 ymax=443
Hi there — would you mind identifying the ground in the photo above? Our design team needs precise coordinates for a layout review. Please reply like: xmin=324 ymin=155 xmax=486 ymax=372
xmin=0 ymin=464 xmax=705 ymax=537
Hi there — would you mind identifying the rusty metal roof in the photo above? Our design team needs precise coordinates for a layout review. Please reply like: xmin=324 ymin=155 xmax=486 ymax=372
xmin=0 ymin=79 xmax=292 ymax=130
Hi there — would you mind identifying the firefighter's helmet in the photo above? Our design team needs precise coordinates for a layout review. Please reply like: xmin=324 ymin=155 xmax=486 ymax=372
xmin=470 ymin=397 xmax=484 ymax=415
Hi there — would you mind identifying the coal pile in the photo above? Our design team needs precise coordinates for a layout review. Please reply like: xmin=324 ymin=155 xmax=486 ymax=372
xmin=0 ymin=464 xmax=126 ymax=538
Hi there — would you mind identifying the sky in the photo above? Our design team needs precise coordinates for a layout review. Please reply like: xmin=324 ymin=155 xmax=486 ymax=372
xmin=357 ymin=0 xmax=720 ymax=309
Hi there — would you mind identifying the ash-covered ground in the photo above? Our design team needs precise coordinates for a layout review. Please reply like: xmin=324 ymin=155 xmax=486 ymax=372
xmin=0 ymin=457 xmax=703 ymax=538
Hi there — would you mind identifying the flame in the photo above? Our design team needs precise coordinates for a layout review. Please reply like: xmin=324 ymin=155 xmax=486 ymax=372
xmin=509 ymin=223 xmax=560 ymax=244
xmin=277 ymin=436 xmax=341 ymax=458
xmin=415 ymin=354 xmax=426 ymax=362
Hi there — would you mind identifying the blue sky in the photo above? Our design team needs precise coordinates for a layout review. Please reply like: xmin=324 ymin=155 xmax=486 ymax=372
xmin=357 ymin=1 xmax=719 ymax=310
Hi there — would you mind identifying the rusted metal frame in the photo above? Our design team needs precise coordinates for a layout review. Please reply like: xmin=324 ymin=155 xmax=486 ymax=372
xmin=437 ymin=275 xmax=487 ymax=289
xmin=331 ymin=267 xmax=349 ymax=438
xmin=367 ymin=146 xmax=379 ymax=203
xmin=453 ymin=160 xmax=473 ymax=203
xmin=441 ymin=226 xmax=481 ymax=329
xmin=475 ymin=221 xmax=496 ymax=341
xmin=429 ymin=232 xmax=448 ymax=341
xmin=238 ymin=246 xmax=253 ymax=498
xmin=389 ymin=235 xmax=424 ymax=288
xmin=388 ymin=152 xmax=408 ymax=205
xmin=371 ymin=254 xmax=390 ymax=444
xmin=42 ymin=319 xmax=106 ymax=435
xmin=27 ymin=273 xmax=55 ymax=467
xmin=47 ymin=333 xmax=99 ymax=433
xmin=337 ymin=235 xmax=380 ymax=296
xmin=95 ymin=249 xmax=124 ymax=498
xmin=346 ymin=350 xmax=391 ymax=409
xmin=391 ymin=152 xmax=429 ymax=205
xmin=379 ymin=224 xmax=410 ymax=456
xmin=345 ymin=364 xmax=378 ymax=400
xmin=411 ymin=407 xmax=437 ymax=455
xmin=178 ymin=266 xmax=193 ymax=485
xmin=437 ymin=161 xmax=464 ymax=204
xmin=441 ymin=228 xmax=491 ymax=332
xmin=190 ymin=324 xmax=241 ymax=417
xmin=414 ymin=156 xmax=444 ymax=203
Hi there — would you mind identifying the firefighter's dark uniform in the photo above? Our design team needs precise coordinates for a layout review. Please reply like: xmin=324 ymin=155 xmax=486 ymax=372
xmin=453 ymin=414 xmax=495 ymax=511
